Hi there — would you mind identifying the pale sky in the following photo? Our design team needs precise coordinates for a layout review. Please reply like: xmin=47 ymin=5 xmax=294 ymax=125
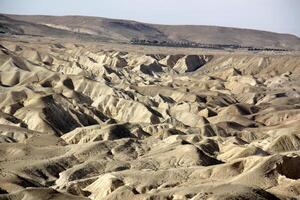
xmin=0 ymin=0 xmax=299 ymax=36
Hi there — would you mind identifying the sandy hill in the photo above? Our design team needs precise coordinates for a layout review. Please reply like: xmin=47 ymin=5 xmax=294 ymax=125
xmin=1 ymin=14 xmax=300 ymax=50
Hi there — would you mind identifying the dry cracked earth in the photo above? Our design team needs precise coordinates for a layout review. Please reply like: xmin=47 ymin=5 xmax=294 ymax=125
xmin=0 ymin=39 xmax=300 ymax=200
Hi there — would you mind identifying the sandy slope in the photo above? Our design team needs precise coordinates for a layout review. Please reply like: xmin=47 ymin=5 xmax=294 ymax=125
xmin=0 ymin=38 xmax=300 ymax=200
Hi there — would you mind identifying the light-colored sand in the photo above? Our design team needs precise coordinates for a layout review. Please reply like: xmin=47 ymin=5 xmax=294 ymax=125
xmin=0 ymin=38 xmax=300 ymax=200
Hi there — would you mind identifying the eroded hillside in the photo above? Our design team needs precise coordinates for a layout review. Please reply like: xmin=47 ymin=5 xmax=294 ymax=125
xmin=0 ymin=40 xmax=300 ymax=200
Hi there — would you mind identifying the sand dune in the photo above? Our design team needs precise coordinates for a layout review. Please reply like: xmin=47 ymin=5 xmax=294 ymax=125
xmin=0 ymin=38 xmax=300 ymax=200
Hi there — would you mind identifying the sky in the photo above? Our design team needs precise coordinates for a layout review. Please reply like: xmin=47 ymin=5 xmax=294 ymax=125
xmin=0 ymin=0 xmax=299 ymax=36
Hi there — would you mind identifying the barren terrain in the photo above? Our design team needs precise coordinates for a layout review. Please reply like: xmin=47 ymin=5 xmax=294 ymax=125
xmin=1 ymin=15 xmax=300 ymax=200
xmin=2 ymin=14 xmax=300 ymax=50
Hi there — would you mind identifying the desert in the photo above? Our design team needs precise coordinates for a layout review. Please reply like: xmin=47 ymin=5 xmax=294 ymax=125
xmin=0 ymin=11 xmax=300 ymax=200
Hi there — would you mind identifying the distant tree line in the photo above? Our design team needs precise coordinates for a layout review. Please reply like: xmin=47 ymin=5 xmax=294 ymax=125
xmin=130 ymin=38 xmax=289 ymax=52
xmin=247 ymin=47 xmax=288 ymax=52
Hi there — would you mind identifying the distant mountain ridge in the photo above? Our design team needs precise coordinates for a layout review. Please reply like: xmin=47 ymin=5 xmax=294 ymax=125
xmin=1 ymin=14 xmax=300 ymax=50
